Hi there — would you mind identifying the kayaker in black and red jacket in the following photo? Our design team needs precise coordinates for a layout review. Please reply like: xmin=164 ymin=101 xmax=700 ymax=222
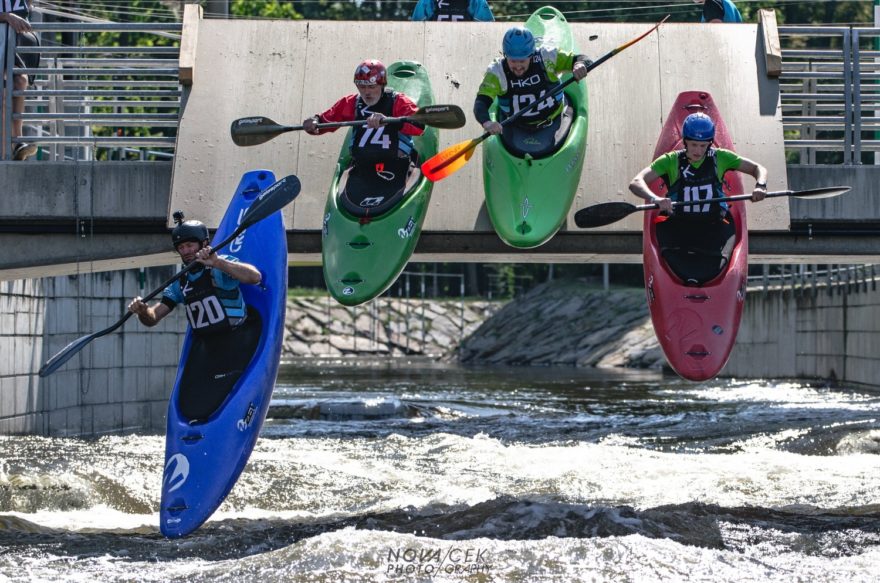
xmin=302 ymin=59 xmax=425 ymax=187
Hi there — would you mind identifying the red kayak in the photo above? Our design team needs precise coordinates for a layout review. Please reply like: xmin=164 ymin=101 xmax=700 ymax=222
xmin=643 ymin=91 xmax=747 ymax=381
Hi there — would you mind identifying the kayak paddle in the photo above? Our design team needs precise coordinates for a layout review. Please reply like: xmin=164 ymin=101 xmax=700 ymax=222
xmin=573 ymin=186 xmax=852 ymax=229
xmin=230 ymin=104 xmax=467 ymax=147
xmin=38 ymin=174 xmax=302 ymax=378
xmin=420 ymin=15 xmax=670 ymax=183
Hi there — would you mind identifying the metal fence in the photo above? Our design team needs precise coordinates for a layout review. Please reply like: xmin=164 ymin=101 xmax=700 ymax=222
xmin=779 ymin=25 xmax=880 ymax=164
xmin=748 ymin=263 xmax=879 ymax=295
xmin=3 ymin=18 xmax=880 ymax=164
xmin=2 ymin=19 xmax=181 ymax=161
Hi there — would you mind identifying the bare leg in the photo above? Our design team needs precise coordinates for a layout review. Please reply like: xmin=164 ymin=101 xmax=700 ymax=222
xmin=11 ymin=73 xmax=36 ymax=160
xmin=12 ymin=73 xmax=26 ymax=138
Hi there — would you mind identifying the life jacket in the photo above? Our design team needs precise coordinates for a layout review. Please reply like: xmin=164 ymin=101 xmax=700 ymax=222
xmin=664 ymin=148 xmax=727 ymax=221
xmin=432 ymin=0 xmax=472 ymax=21
xmin=497 ymin=54 xmax=563 ymax=127
xmin=349 ymin=89 xmax=414 ymax=164
xmin=178 ymin=267 xmax=245 ymax=335
xmin=1 ymin=0 xmax=30 ymax=18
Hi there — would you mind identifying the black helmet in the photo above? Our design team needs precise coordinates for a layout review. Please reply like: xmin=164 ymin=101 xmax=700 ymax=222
xmin=171 ymin=211 xmax=208 ymax=248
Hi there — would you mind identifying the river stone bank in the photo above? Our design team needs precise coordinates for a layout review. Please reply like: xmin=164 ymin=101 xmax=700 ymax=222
xmin=457 ymin=280 xmax=665 ymax=369
xmin=282 ymin=281 xmax=664 ymax=369
xmin=282 ymin=296 xmax=501 ymax=358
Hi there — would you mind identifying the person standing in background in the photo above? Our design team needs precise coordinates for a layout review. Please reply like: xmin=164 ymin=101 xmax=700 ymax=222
xmin=0 ymin=0 xmax=40 ymax=160
xmin=411 ymin=0 xmax=494 ymax=22
xmin=694 ymin=0 xmax=742 ymax=23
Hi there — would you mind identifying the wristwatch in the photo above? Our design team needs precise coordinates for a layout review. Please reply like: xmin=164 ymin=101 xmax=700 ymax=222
xmin=755 ymin=181 xmax=767 ymax=188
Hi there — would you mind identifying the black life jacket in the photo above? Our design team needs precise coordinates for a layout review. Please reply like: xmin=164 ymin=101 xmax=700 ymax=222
xmin=178 ymin=267 xmax=244 ymax=335
xmin=432 ymin=0 xmax=472 ymax=21
xmin=350 ymin=89 xmax=403 ymax=164
xmin=664 ymin=148 xmax=727 ymax=221
xmin=499 ymin=54 xmax=562 ymax=126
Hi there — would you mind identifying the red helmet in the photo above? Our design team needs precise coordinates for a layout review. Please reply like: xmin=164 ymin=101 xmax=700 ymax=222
xmin=353 ymin=59 xmax=387 ymax=86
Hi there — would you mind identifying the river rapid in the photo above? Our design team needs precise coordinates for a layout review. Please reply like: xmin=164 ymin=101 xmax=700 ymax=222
xmin=1 ymin=359 xmax=879 ymax=582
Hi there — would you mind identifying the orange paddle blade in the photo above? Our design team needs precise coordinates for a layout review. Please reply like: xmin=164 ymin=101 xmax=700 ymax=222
xmin=421 ymin=138 xmax=480 ymax=182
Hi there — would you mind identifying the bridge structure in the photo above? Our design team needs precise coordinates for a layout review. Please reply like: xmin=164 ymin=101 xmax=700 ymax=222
xmin=1 ymin=7 xmax=879 ymax=281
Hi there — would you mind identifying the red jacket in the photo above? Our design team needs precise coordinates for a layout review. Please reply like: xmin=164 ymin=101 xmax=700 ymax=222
xmin=314 ymin=92 xmax=424 ymax=137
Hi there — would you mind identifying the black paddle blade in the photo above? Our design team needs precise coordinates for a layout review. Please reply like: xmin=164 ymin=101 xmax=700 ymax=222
xmin=787 ymin=186 xmax=851 ymax=199
xmin=39 ymin=331 xmax=102 ymax=377
xmin=414 ymin=104 xmax=467 ymax=129
xmin=574 ymin=202 xmax=638 ymax=228
xmin=230 ymin=116 xmax=294 ymax=147
xmin=239 ymin=174 xmax=301 ymax=229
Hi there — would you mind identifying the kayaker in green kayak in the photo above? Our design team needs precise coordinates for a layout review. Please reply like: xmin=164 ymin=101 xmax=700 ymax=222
xmin=628 ymin=112 xmax=768 ymax=281
xmin=473 ymin=26 xmax=590 ymax=156
xmin=302 ymin=59 xmax=425 ymax=205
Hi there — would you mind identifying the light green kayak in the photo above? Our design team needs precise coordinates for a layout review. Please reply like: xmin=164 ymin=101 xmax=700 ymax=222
xmin=483 ymin=6 xmax=588 ymax=248
xmin=321 ymin=61 xmax=438 ymax=306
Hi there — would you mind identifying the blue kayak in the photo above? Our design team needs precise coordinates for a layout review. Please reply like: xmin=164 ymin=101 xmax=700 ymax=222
xmin=159 ymin=169 xmax=287 ymax=538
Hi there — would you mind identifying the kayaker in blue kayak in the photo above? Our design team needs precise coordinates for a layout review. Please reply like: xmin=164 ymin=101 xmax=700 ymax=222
xmin=128 ymin=214 xmax=263 ymax=420
xmin=694 ymin=0 xmax=743 ymax=23
xmin=302 ymin=59 xmax=425 ymax=203
xmin=411 ymin=0 xmax=494 ymax=22
xmin=628 ymin=112 xmax=766 ymax=280
xmin=474 ymin=26 xmax=590 ymax=156
xmin=127 ymin=214 xmax=261 ymax=331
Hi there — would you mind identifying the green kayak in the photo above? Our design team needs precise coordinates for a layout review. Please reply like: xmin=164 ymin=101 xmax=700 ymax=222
xmin=321 ymin=61 xmax=438 ymax=306
xmin=482 ymin=6 xmax=588 ymax=248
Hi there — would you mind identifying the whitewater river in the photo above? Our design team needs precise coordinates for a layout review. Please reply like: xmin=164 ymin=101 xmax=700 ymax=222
xmin=1 ymin=358 xmax=879 ymax=582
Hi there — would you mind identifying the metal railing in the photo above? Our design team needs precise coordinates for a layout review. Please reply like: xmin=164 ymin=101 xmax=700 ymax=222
xmin=2 ymin=19 xmax=181 ymax=161
xmin=748 ymin=264 xmax=879 ymax=295
xmin=779 ymin=25 xmax=880 ymax=164
xmin=3 ymin=18 xmax=879 ymax=164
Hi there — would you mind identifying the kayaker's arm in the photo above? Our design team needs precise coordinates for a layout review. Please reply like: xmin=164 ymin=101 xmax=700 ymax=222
xmin=736 ymin=157 xmax=768 ymax=202
xmin=128 ymin=297 xmax=172 ymax=327
xmin=303 ymin=95 xmax=356 ymax=135
xmin=572 ymin=54 xmax=591 ymax=81
xmin=389 ymin=94 xmax=426 ymax=136
xmin=199 ymin=248 xmax=262 ymax=285
xmin=474 ymin=94 xmax=502 ymax=135
xmin=629 ymin=166 xmax=673 ymax=213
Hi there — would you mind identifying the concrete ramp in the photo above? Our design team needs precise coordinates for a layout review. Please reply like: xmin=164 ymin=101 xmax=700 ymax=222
xmin=171 ymin=18 xmax=788 ymax=247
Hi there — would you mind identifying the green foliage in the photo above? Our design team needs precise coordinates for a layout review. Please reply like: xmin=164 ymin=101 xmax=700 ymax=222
xmin=230 ymin=1 xmax=302 ymax=19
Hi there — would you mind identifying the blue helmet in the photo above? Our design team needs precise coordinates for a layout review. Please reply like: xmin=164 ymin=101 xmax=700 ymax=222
xmin=502 ymin=27 xmax=536 ymax=59
xmin=682 ymin=112 xmax=715 ymax=142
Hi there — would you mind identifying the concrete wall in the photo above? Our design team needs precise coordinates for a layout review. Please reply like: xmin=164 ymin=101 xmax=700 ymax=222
xmin=787 ymin=165 xmax=880 ymax=226
xmin=726 ymin=278 xmax=880 ymax=385
xmin=2 ymin=267 xmax=878 ymax=437
xmin=171 ymin=19 xmax=790 ymax=232
xmin=0 ymin=270 xmax=184 ymax=436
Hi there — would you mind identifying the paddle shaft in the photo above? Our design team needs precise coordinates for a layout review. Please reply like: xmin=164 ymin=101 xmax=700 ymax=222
xmin=637 ymin=189 xmax=828 ymax=212
xmin=270 ymin=115 xmax=421 ymax=134
xmin=38 ymin=175 xmax=301 ymax=377
xmin=38 ymin=222 xmax=254 ymax=375
xmin=492 ymin=15 xmax=669 ymax=135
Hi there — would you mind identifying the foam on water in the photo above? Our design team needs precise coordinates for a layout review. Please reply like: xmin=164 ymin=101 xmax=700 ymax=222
xmin=1 ymin=366 xmax=878 ymax=582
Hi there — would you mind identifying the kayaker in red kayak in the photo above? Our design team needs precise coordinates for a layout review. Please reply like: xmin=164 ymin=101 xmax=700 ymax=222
xmin=628 ymin=112 xmax=767 ymax=280
xmin=474 ymin=26 xmax=590 ymax=154
xmin=302 ymin=59 xmax=425 ymax=195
